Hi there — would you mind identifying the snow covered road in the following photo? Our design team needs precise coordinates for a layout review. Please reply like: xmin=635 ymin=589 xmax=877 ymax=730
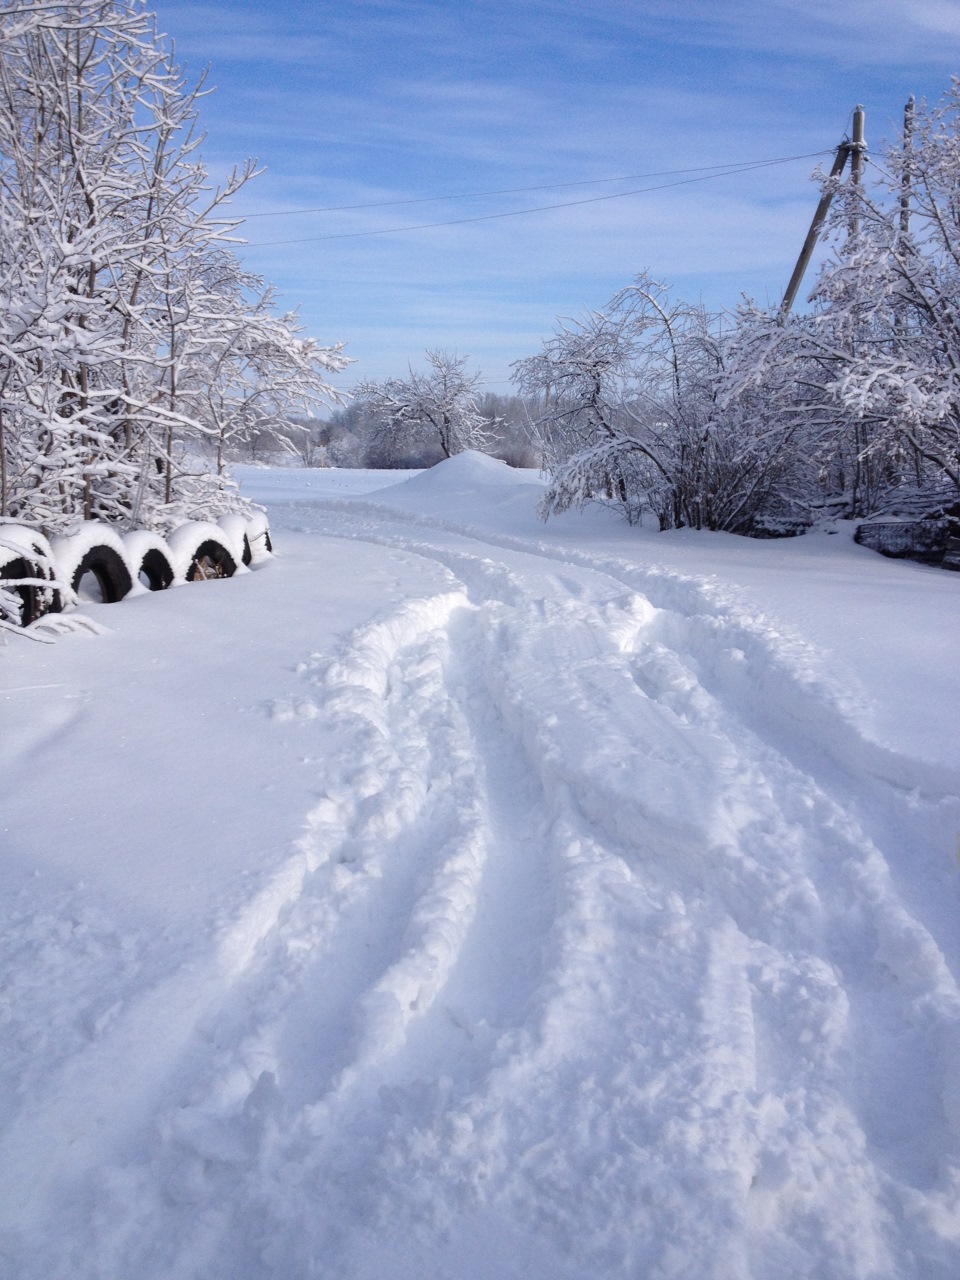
xmin=2 ymin=455 xmax=959 ymax=1278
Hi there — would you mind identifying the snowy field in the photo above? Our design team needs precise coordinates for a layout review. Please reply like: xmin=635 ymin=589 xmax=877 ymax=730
xmin=1 ymin=453 xmax=959 ymax=1280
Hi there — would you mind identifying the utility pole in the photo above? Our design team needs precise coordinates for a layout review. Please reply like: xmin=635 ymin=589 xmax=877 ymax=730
xmin=897 ymin=96 xmax=918 ymax=480
xmin=781 ymin=106 xmax=867 ymax=315
xmin=847 ymin=106 xmax=867 ymax=514
xmin=781 ymin=142 xmax=850 ymax=315
xmin=900 ymin=95 xmax=915 ymax=239
xmin=849 ymin=104 xmax=866 ymax=237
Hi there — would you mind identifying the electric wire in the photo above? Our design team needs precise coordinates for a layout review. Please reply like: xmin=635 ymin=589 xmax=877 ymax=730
xmin=237 ymin=152 xmax=829 ymax=219
xmin=242 ymin=149 xmax=831 ymax=248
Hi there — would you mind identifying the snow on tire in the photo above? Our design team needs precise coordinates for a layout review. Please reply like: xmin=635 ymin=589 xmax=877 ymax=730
xmin=245 ymin=510 xmax=273 ymax=562
xmin=51 ymin=523 xmax=134 ymax=605
xmin=123 ymin=530 xmax=175 ymax=592
xmin=216 ymin=513 xmax=253 ymax=569
xmin=167 ymin=521 xmax=238 ymax=583
xmin=1 ymin=526 xmax=62 ymax=626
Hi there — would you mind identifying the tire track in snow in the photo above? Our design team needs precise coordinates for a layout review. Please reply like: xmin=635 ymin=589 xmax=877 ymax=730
xmin=218 ymin=602 xmax=571 ymax=1280
xmin=214 ymin=607 xmax=569 ymax=1277
xmin=0 ymin=590 xmax=492 ymax=1272
xmin=134 ymin=567 xmax=667 ymax=1279
xmin=296 ymin=494 xmax=959 ymax=794
xmin=11 ymin=495 xmax=958 ymax=1279
xmin=395 ymin=501 xmax=960 ymax=961
xmin=296 ymin=497 xmax=960 ymax=1002
xmin=43 ymin=584 xmax=564 ymax=1280
xmin=234 ymin=536 xmax=893 ymax=1274
xmin=450 ymin=570 xmax=891 ymax=1276
xmin=265 ymin=498 xmax=960 ymax=1277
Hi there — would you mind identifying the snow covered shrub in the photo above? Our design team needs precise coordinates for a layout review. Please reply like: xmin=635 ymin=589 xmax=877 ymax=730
xmin=0 ymin=0 xmax=347 ymax=540
xmin=514 ymin=275 xmax=795 ymax=531
xmin=520 ymin=84 xmax=960 ymax=537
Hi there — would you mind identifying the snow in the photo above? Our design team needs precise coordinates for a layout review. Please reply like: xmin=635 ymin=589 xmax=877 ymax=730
xmin=123 ymin=529 xmax=175 ymax=595
xmin=50 ymin=522 xmax=134 ymax=602
xmin=1 ymin=452 xmax=959 ymax=1280
xmin=167 ymin=520 xmax=251 ymax=582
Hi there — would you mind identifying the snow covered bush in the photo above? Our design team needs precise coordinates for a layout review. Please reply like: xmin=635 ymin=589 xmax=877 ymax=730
xmin=0 ymin=0 xmax=347 ymax=540
xmin=514 ymin=275 xmax=795 ymax=531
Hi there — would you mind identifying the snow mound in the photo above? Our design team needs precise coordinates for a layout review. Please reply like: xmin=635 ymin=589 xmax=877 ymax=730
xmin=367 ymin=453 xmax=545 ymax=531
xmin=386 ymin=450 xmax=539 ymax=496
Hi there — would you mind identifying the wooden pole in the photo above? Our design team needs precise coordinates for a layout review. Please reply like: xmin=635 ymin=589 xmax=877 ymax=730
xmin=849 ymin=104 xmax=866 ymax=237
xmin=897 ymin=96 xmax=917 ymax=476
xmin=900 ymin=95 xmax=915 ymax=239
xmin=781 ymin=142 xmax=850 ymax=315
xmin=848 ymin=106 xmax=868 ymax=512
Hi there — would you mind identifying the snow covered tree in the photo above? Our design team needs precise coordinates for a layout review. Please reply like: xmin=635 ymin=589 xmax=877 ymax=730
xmin=354 ymin=350 xmax=492 ymax=464
xmin=722 ymin=82 xmax=960 ymax=522
xmin=818 ymin=84 xmax=960 ymax=506
xmin=144 ymin=254 xmax=347 ymax=486
xmin=512 ymin=298 xmax=664 ymax=524
xmin=0 ymin=0 xmax=346 ymax=534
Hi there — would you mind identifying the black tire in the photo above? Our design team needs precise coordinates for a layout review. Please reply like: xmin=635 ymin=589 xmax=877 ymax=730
xmin=245 ymin=515 xmax=272 ymax=561
xmin=71 ymin=544 xmax=133 ymax=603
xmin=1 ymin=555 xmax=41 ymax=626
xmin=136 ymin=546 xmax=175 ymax=591
xmin=185 ymin=537 xmax=237 ymax=582
xmin=0 ymin=553 xmax=63 ymax=626
xmin=241 ymin=533 xmax=253 ymax=566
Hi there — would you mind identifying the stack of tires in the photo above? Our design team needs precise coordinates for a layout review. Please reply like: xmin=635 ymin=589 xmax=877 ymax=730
xmin=0 ymin=512 xmax=271 ymax=630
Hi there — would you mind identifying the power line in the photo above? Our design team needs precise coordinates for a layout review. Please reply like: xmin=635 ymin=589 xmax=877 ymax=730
xmin=243 ymin=150 xmax=830 ymax=248
xmin=237 ymin=153 xmax=828 ymax=219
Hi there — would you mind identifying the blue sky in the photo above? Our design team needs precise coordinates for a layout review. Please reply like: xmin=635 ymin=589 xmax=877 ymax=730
xmin=148 ymin=0 xmax=960 ymax=392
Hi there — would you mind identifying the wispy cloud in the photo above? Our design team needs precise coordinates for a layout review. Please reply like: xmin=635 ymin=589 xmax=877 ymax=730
xmin=528 ymin=0 xmax=960 ymax=63
xmin=148 ymin=0 xmax=960 ymax=385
